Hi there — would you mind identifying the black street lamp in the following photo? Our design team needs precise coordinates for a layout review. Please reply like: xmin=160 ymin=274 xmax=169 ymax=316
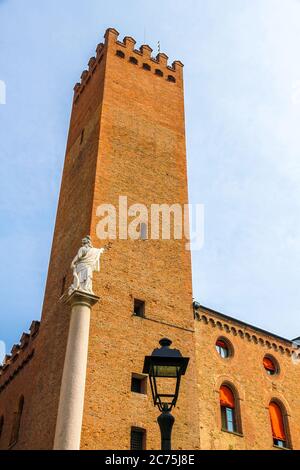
xmin=143 ymin=338 xmax=190 ymax=451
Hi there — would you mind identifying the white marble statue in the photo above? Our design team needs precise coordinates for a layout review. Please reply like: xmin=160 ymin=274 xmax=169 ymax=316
xmin=69 ymin=236 xmax=105 ymax=295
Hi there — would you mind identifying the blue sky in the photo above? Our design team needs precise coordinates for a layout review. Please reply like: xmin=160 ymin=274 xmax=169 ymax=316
xmin=1 ymin=0 xmax=300 ymax=361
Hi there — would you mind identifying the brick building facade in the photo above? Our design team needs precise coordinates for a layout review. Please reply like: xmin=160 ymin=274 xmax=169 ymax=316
xmin=0 ymin=28 xmax=299 ymax=451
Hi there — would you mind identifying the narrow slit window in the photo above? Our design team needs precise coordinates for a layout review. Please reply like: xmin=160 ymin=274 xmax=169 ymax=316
xmin=80 ymin=129 xmax=85 ymax=145
xmin=133 ymin=299 xmax=145 ymax=318
xmin=61 ymin=276 xmax=67 ymax=296
xmin=0 ymin=416 xmax=4 ymax=441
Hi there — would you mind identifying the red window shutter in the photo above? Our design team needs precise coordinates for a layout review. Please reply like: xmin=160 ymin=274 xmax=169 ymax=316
xmin=220 ymin=385 xmax=235 ymax=409
xmin=263 ymin=357 xmax=276 ymax=372
xmin=216 ymin=340 xmax=227 ymax=349
xmin=269 ymin=402 xmax=286 ymax=441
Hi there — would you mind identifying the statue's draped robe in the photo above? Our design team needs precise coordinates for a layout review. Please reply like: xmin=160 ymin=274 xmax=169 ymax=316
xmin=76 ymin=247 xmax=101 ymax=282
xmin=71 ymin=247 xmax=102 ymax=293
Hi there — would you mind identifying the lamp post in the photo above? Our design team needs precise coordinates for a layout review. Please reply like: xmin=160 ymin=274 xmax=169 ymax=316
xmin=143 ymin=338 xmax=190 ymax=451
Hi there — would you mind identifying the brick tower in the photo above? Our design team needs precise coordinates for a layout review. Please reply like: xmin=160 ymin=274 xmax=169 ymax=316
xmin=76 ymin=27 xmax=200 ymax=450
xmin=0 ymin=28 xmax=200 ymax=450
xmin=2 ymin=27 xmax=300 ymax=452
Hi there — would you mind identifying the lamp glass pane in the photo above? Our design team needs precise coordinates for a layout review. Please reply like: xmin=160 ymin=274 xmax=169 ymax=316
xmin=154 ymin=376 xmax=178 ymax=401
xmin=152 ymin=365 xmax=180 ymax=378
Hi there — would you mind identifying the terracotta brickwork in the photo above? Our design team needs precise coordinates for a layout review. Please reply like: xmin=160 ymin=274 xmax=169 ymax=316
xmin=0 ymin=28 xmax=199 ymax=450
xmin=195 ymin=306 xmax=300 ymax=450
xmin=0 ymin=30 xmax=108 ymax=450
xmin=81 ymin=28 xmax=199 ymax=450
xmin=1 ymin=28 xmax=300 ymax=451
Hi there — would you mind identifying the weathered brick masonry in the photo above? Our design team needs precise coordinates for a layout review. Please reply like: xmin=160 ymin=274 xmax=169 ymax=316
xmin=0 ymin=28 xmax=299 ymax=450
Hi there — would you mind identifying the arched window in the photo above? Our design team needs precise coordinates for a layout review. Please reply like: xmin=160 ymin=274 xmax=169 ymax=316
xmin=269 ymin=401 xmax=290 ymax=448
xmin=167 ymin=75 xmax=176 ymax=83
xmin=129 ymin=57 xmax=138 ymax=65
xmin=216 ymin=338 xmax=232 ymax=358
xmin=220 ymin=385 xmax=239 ymax=434
xmin=9 ymin=396 xmax=24 ymax=447
xmin=116 ymin=50 xmax=125 ymax=59
xmin=155 ymin=69 xmax=164 ymax=77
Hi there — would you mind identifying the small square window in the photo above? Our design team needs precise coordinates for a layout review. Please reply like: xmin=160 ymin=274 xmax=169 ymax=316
xmin=134 ymin=299 xmax=145 ymax=318
xmin=131 ymin=374 xmax=147 ymax=394
xmin=131 ymin=427 xmax=146 ymax=450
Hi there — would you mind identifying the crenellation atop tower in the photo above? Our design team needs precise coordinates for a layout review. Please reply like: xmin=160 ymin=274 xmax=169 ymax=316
xmin=139 ymin=44 xmax=153 ymax=58
xmin=156 ymin=52 xmax=169 ymax=66
xmin=73 ymin=27 xmax=183 ymax=104
xmin=0 ymin=321 xmax=40 ymax=394
xmin=80 ymin=70 xmax=89 ymax=83
xmin=88 ymin=57 xmax=96 ymax=71
xmin=123 ymin=36 xmax=136 ymax=50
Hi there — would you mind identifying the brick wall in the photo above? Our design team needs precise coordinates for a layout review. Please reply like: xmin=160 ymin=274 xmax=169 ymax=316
xmin=195 ymin=306 xmax=300 ymax=450
xmin=80 ymin=28 xmax=199 ymax=450
xmin=1 ymin=27 xmax=299 ymax=451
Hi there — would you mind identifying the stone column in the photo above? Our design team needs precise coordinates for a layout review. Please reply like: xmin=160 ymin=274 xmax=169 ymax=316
xmin=53 ymin=290 xmax=99 ymax=450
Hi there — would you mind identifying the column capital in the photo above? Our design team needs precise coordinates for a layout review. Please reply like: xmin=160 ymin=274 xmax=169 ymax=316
xmin=62 ymin=290 xmax=100 ymax=308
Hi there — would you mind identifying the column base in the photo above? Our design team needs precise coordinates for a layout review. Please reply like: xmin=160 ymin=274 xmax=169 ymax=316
xmin=61 ymin=289 xmax=100 ymax=308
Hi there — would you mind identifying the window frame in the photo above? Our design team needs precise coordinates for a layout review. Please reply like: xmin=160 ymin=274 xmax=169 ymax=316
xmin=130 ymin=427 xmax=146 ymax=450
xmin=131 ymin=373 xmax=147 ymax=395
xmin=215 ymin=337 xmax=233 ymax=359
xmin=221 ymin=406 xmax=237 ymax=434
xmin=133 ymin=299 xmax=145 ymax=318
xmin=263 ymin=355 xmax=279 ymax=377
xmin=269 ymin=400 xmax=291 ymax=450
xmin=219 ymin=383 xmax=242 ymax=436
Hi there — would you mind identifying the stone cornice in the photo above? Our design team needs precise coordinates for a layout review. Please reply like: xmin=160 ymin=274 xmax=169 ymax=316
xmin=194 ymin=305 xmax=300 ymax=360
